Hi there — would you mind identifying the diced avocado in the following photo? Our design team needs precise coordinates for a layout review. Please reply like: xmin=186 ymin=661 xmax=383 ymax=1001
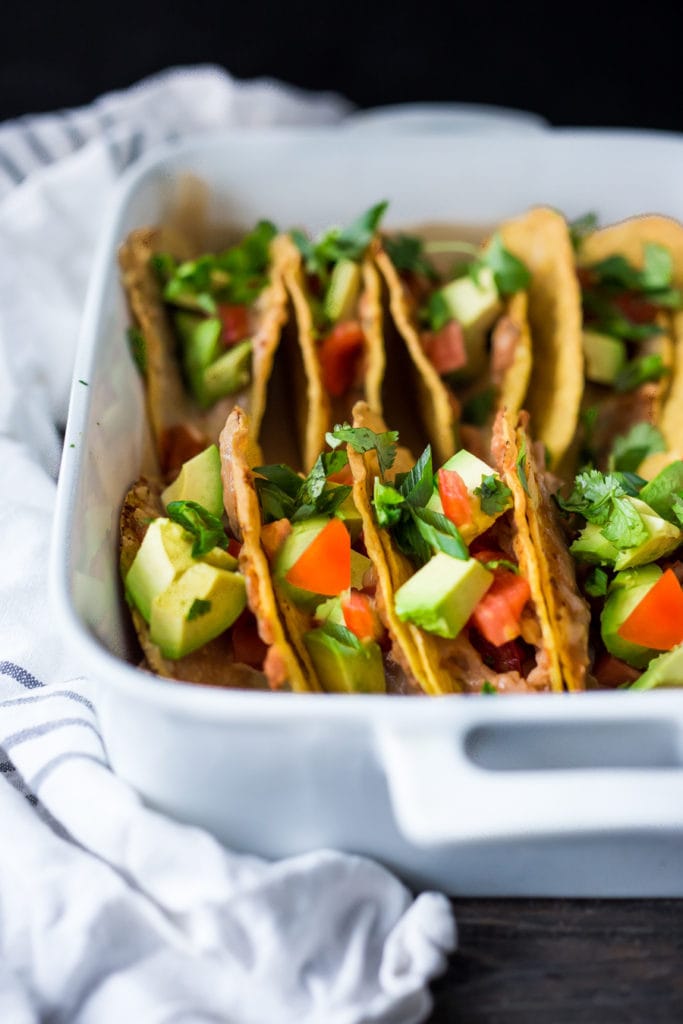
xmin=324 ymin=258 xmax=361 ymax=323
xmin=439 ymin=267 xmax=502 ymax=381
xmin=631 ymin=643 xmax=683 ymax=690
xmin=304 ymin=628 xmax=385 ymax=693
xmin=174 ymin=312 xmax=222 ymax=406
xmin=201 ymin=339 xmax=252 ymax=405
xmin=582 ymin=330 xmax=627 ymax=385
xmin=640 ymin=461 xmax=683 ymax=525
xmin=570 ymin=498 xmax=682 ymax=569
xmin=426 ymin=450 xmax=510 ymax=543
xmin=273 ymin=517 xmax=330 ymax=610
xmin=150 ymin=561 xmax=246 ymax=660
xmin=125 ymin=518 xmax=195 ymax=623
xmin=394 ymin=552 xmax=493 ymax=639
xmin=161 ymin=444 xmax=224 ymax=518
xmin=331 ymin=485 xmax=363 ymax=541
xmin=314 ymin=596 xmax=346 ymax=626
xmin=202 ymin=547 xmax=238 ymax=571
xmin=570 ymin=523 xmax=619 ymax=565
xmin=350 ymin=549 xmax=372 ymax=589
xmin=600 ymin=565 xmax=663 ymax=668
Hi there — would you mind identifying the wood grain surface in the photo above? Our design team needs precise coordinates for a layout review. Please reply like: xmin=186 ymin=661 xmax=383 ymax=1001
xmin=428 ymin=900 xmax=683 ymax=1023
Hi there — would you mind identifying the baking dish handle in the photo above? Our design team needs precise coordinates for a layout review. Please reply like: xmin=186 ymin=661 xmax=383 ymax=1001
xmin=376 ymin=725 xmax=683 ymax=844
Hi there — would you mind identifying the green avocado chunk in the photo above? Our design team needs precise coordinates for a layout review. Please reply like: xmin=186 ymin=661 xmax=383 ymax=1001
xmin=162 ymin=444 xmax=224 ymax=518
xmin=600 ymin=565 xmax=663 ymax=668
xmin=202 ymin=339 xmax=252 ymax=403
xmin=150 ymin=561 xmax=246 ymax=659
xmin=439 ymin=267 xmax=502 ymax=381
xmin=394 ymin=552 xmax=493 ymax=639
xmin=125 ymin=518 xmax=195 ymax=623
xmin=639 ymin=461 xmax=683 ymax=524
xmin=631 ymin=643 xmax=683 ymax=690
xmin=174 ymin=312 xmax=252 ymax=407
xmin=582 ymin=330 xmax=627 ymax=385
xmin=570 ymin=498 xmax=682 ymax=570
xmin=314 ymin=596 xmax=346 ymax=626
xmin=324 ymin=258 xmax=361 ymax=323
xmin=304 ymin=628 xmax=385 ymax=693
xmin=426 ymin=449 xmax=510 ymax=543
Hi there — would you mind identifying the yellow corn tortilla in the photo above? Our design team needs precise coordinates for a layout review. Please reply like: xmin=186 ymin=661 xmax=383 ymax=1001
xmin=119 ymin=477 xmax=266 ymax=689
xmin=579 ymin=215 xmax=683 ymax=456
xmin=499 ymin=207 xmax=583 ymax=469
xmin=219 ymin=407 xmax=321 ymax=693
xmin=497 ymin=291 xmax=533 ymax=416
xmin=119 ymin=226 xmax=290 ymax=475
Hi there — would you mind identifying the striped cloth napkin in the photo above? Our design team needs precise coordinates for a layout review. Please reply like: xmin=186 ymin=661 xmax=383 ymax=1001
xmin=0 ymin=66 xmax=456 ymax=1024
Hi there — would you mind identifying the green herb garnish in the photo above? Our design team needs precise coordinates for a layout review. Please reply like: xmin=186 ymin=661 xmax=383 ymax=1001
xmin=613 ymin=354 xmax=668 ymax=393
xmin=474 ymin=233 xmax=531 ymax=296
xmin=481 ymin=681 xmax=498 ymax=695
xmin=557 ymin=470 xmax=648 ymax=550
xmin=584 ymin=567 xmax=609 ymax=597
xmin=127 ymin=326 xmax=147 ymax=376
xmin=462 ymin=388 xmax=496 ymax=427
xmin=254 ymin=452 xmax=351 ymax=524
xmin=516 ymin=440 xmax=530 ymax=495
xmin=383 ymin=234 xmax=438 ymax=280
xmin=327 ymin=423 xmax=398 ymax=480
xmin=187 ymin=598 xmax=212 ymax=621
xmin=568 ymin=211 xmax=598 ymax=251
xmin=166 ymin=500 xmax=230 ymax=557
xmin=292 ymin=202 xmax=388 ymax=285
xmin=608 ymin=423 xmax=666 ymax=473
xmin=475 ymin=474 xmax=513 ymax=516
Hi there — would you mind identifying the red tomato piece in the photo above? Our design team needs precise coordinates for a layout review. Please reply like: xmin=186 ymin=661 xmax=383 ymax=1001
xmin=422 ymin=320 xmax=467 ymax=375
xmin=470 ymin=571 xmax=531 ymax=647
xmin=438 ymin=468 xmax=472 ymax=527
xmin=341 ymin=590 xmax=384 ymax=643
xmin=593 ymin=653 xmax=642 ymax=689
xmin=227 ymin=538 xmax=242 ymax=559
xmin=613 ymin=292 xmax=659 ymax=325
xmin=319 ymin=321 xmax=365 ymax=398
xmin=471 ymin=631 xmax=525 ymax=674
xmin=617 ymin=568 xmax=683 ymax=651
xmin=260 ymin=518 xmax=292 ymax=562
xmin=285 ymin=518 xmax=351 ymax=596
xmin=231 ymin=611 xmax=267 ymax=669
xmin=218 ymin=304 xmax=250 ymax=346
xmin=327 ymin=462 xmax=354 ymax=485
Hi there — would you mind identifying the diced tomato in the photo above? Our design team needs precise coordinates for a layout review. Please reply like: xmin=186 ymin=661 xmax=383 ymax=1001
xmin=328 ymin=462 xmax=354 ymax=485
xmin=422 ymin=320 xmax=467 ymax=375
xmin=593 ymin=653 xmax=641 ymax=689
xmin=319 ymin=321 xmax=365 ymax=398
xmin=576 ymin=267 xmax=595 ymax=289
xmin=285 ymin=518 xmax=351 ymax=596
xmin=218 ymin=304 xmax=250 ymax=346
xmin=260 ymin=518 xmax=291 ymax=562
xmin=617 ymin=568 xmax=683 ymax=651
xmin=231 ymin=611 xmax=267 ymax=669
xmin=341 ymin=590 xmax=385 ymax=642
xmin=160 ymin=424 xmax=207 ymax=475
xmin=437 ymin=468 xmax=472 ymax=528
xmin=472 ymin=548 xmax=508 ymax=566
xmin=227 ymin=538 xmax=242 ymax=559
xmin=470 ymin=571 xmax=531 ymax=647
xmin=471 ymin=630 xmax=525 ymax=674
xmin=613 ymin=292 xmax=659 ymax=325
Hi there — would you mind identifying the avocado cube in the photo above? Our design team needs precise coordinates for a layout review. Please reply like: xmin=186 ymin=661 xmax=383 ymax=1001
xmin=350 ymin=549 xmax=372 ymax=589
xmin=174 ymin=312 xmax=222 ymax=407
xmin=631 ymin=643 xmax=683 ymax=690
xmin=570 ymin=523 xmax=619 ymax=565
xmin=439 ymin=267 xmax=502 ymax=381
xmin=125 ymin=518 xmax=195 ymax=623
xmin=150 ymin=561 xmax=246 ymax=660
xmin=394 ymin=552 xmax=493 ymax=639
xmin=202 ymin=339 xmax=252 ymax=404
xmin=582 ymin=330 xmax=627 ymax=385
xmin=324 ymin=258 xmax=361 ymax=323
xmin=304 ymin=628 xmax=385 ymax=693
xmin=601 ymin=565 xmax=663 ymax=668
xmin=314 ymin=596 xmax=346 ymax=626
xmin=613 ymin=498 xmax=682 ymax=570
xmin=202 ymin=547 xmax=239 ymax=571
xmin=640 ymin=461 xmax=683 ymax=524
xmin=161 ymin=444 xmax=224 ymax=519
xmin=426 ymin=450 xmax=509 ymax=543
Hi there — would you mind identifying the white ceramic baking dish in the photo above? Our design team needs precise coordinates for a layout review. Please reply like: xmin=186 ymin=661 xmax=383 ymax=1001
xmin=51 ymin=128 xmax=683 ymax=896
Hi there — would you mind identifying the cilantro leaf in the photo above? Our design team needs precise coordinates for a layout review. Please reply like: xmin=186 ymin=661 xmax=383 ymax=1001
xmin=327 ymin=423 xmax=398 ymax=479
xmin=613 ymin=354 xmax=668 ymax=393
xmin=383 ymin=234 xmax=438 ymax=280
xmin=608 ymin=423 xmax=666 ymax=473
xmin=482 ymin=559 xmax=519 ymax=574
xmin=254 ymin=452 xmax=351 ymax=524
xmin=295 ymin=202 xmax=388 ymax=283
xmin=584 ymin=567 xmax=609 ymax=597
xmin=166 ymin=500 xmax=229 ymax=557
xmin=373 ymin=479 xmax=405 ymax=527
xmin=516 ymin=440 xmax=530 ymax=496
xmin=557 ymin=470 xmax=648 ymax=549
xmin=187 ymin=598 xmax=212 ymax=621
xmin=421 ymin=290 xmax=451 ymax=332
xmin=462 ymin=388 xmax=495 ymax=427
xmin=397 ymin=445 xmax=433 ymax=507
xmin=673 ymin=499 xmax=683 ymax=528
xmin=475 ymin=474 xmax=512 ymax=516
xmin=127 ymin=326 xmax=147 ymax=376
xmin=481 ymin=681 xmax=498 ymax=695
xmin=480 ymin=234 xmax=531 ymax=296
xmin=410 ymin=507 xmax=468 ymax=562
xmin=612 ymin=471 xmax=646 ymax=496
xmin=582 ymin=292 xmax=664 ymax=342
xmin=253 ymin=464 xmax=303 ymax=497
xmin=568 ymin=212 xmax=598 ymax=251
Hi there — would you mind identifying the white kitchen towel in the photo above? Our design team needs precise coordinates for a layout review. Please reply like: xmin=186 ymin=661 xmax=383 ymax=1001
xmin=0 ymin=66 xmax=456 ymax=1024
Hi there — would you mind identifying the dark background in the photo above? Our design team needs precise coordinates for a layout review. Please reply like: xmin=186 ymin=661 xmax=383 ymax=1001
xmin=2 ymin=3 xmax=683 ymax=131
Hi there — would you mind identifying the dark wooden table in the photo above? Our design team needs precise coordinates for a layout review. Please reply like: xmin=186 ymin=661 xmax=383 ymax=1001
xmin=428 ymin=900 xmax=683 ymax=1022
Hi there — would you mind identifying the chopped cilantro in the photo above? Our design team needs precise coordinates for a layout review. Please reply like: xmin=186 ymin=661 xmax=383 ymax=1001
xmin=127 ymin=326 xmax=147 ymax=376
xmin=373 ymin=479 xmax=405 ymax=527
xmin=254 ymin=452 xmax=351 ymax=525
xmin=482 ymin=558 xmax=519 ymax=574
xmin=673 ymin=499 xmax=683 ymax=528
xmin=613 ymin=354 xmax=668 ymax=393
xmin=481 ymin=681 xmax=497 ymax=695
xmin=78 ymin=379 xmax=88 ymax=386
xmin=589 ymin=243 xmax=675 ymax=294
xmin=516 ymin=440 xmax=530 ymax=496
xmin=584 ymin=567 xmax=609 ymax=598
xmin=327 ymin=423 xmax=398 ymax=480
xmin=422 ymin=290 xmax=451 ymax=332
xmin=475 ymin=474 xmax=512 ymax=516
xmin=608 ymin=423 xmax=666 ymax=473
xmin=568 ymin=211 xmax=598 ymax=251
xmin=292 ymin=202 xmax=388 ymax=285
xmin=462 ymin=388 xmax=495 ymax=427
xmin=475 ymin=233 xmax=531 ymax=296
xmin=383 ymin=234 xmax=438 ymax=280
xmin=557 ymin=470 xmax=648 ymax=549
xmin=166 ymin=500 xmax=229 ymax=558
xmin=187 ymin=598 xmax=212 ymax=621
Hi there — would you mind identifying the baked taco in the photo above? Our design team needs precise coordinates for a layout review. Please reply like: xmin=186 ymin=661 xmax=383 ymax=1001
xmin=342 ymin=403 xmax=589 ymax=694
xmin=570 ymin=213 xmax=683 ymax=477
xmin=220 ymin=405 xmax=431 ymax=694
xmin=376 ymin=208 xmax=580 ymax=468
xmin=120 ymin=442 xmax=301 ymax=690
xmin=119 ymin=220 xmax=291 ymax=476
